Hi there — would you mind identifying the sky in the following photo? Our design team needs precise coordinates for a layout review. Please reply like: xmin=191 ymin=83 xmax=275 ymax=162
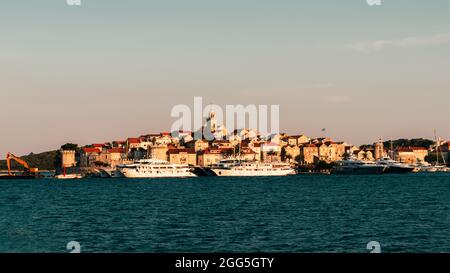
xmin=1 ymin=0 xmax=450 ymax=157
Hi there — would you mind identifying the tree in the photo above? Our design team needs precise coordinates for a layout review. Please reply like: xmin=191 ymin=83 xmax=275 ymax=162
xmin=61 ymin=143 xmax=79 ymax=151
xmin=361 ymin=138 xmax=434 ymax=150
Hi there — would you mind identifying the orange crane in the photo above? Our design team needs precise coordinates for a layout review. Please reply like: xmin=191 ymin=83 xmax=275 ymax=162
xmin=6 ymin=152 xmax=38 ymax=176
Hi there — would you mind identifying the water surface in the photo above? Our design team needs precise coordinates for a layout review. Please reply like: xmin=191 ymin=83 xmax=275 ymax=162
xmin=0 ymin=173 xmax=449 ymax=253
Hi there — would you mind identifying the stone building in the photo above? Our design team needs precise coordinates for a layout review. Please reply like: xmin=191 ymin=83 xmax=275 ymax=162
xmin=300 ymin=144 xmax=319 ymax=164
xmin=396 ymin=147 xmax=428 ymax=164
xmin=61 ymin=150 xmax=76 ymax=168
xmin=106 ymin=148 xmax=125 ymax=168
xmin=197 ymin=148 xmax=224 ymax=167
xmin=168 ymin=148 xmax=197 ymax=166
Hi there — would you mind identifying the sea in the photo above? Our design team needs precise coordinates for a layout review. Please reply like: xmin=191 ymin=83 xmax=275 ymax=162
xmin=0 ymin=173 xmax=449 ymax=253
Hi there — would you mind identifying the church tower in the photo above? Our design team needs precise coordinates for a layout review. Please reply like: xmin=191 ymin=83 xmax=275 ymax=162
xmin=208 ymin=111 xmax=217 ymax=133
xmin=374 ymin=139 xmax=384 ymax=160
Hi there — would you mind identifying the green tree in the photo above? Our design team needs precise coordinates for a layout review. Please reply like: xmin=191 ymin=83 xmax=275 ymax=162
xmin=61 ymin=143 xmax=79 ymax=151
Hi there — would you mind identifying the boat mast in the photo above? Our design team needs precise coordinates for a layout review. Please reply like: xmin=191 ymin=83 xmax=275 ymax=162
xmin=434 ymin=129 xmax=440 ymax=166
xmin=379 ymin=137 xmax=384 ymax=158
xmin=390 ymin=137 xmax=394 ymax=160
xmin=435 ymin=130 xmax=446 ymax=165
xmin=440 ymin=137 xmax=447 ymax=165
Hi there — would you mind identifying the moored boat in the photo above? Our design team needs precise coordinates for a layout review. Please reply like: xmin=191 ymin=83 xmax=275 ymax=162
xmin=376 ymin=156 xmax=415 ymax=173
xmin=332 ymin=155 xmax=385 ymax=175
xmin=117 ymin=158 xmax=196 ymax=178
xmin=209 ymin=159 xmax=296 ymax=177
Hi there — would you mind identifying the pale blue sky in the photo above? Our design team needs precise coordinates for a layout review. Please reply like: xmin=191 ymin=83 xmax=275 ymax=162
xmin=1 ymin=0 xmax=450 ymax=157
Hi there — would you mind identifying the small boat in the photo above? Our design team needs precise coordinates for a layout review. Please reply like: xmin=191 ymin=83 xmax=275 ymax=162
xmin=54 ymin=166 xmax=83 ymax=179
xmin=414 ymin=161 xmax=436 ymax=172
xmin=434 ymin=165 xmax=450 ymax=172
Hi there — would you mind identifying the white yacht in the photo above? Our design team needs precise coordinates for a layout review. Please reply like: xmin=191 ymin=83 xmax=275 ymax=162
xmin=117 ymin=159 xmax=197 ymax=178
xmin=210 ymin=159 xmax=296 ymax=177
xmin=433 ymin=165 xmax=450 ymax=172
xmin=333 ymin=155 xmax=386 ymax=175
xmin=376 ymin=156 xmax=415 ymax=173
xmin=414 ymin=161 xmax=437 ymax=172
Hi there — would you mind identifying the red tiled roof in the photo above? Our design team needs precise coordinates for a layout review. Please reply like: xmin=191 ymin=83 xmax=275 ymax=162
xmin=92 ymin=144 xmax=104 ymax=148
xmin=108 ymin=148 xmax=124 ymax=154
xmin=127 ymin=138 xmax=140 ymax=144
xmin=201 ymin=148 xmax=223 ymax=155
xmin=168 ymin=148 xmax=196 ymax=154
xmin=303 ymin=144 xmax=317 ymax=148
xmin=241 ymin=148 xmax=256 ymax=154
xmin=83 ymin=148 xmax=101 ymax=153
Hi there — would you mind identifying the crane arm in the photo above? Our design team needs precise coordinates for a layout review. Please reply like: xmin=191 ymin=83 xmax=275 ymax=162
xmin=6 ymin=153 xmax=30 ymax=175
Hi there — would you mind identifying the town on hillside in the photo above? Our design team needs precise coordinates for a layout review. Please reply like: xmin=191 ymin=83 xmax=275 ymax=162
xmin=56 ymin=111 xmax=448 ymax=174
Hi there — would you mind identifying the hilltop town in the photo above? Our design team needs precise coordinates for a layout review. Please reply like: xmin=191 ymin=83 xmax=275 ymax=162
xmin=53 ymin=112 xmax=448 ymax=174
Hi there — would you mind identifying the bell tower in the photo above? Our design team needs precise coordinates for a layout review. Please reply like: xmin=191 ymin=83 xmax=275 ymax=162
xmin=374 ymin=138 xmax=384 ymax=160
xmin=208 ymin=111 xmax=217 ymax=133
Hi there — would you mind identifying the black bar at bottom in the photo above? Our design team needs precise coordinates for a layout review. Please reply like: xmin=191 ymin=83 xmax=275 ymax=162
xmin=0 ymin=253 xmax=446 ymax=272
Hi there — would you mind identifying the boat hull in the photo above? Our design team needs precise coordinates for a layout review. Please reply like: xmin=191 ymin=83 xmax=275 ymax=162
xmin=0 ymin=175 xmax=38 ymax=180
xmin=54 ymin=174 xmax=83 ymax=179
xmin=383 ymin=166 xmax=415 ymax=174
xmin=119 ymin=169 xmax=197 ymax=178
xmin=210 ymin=168 xmax=296 ymax=177
xmin=332 ymin=166 xmax=385 ymax=175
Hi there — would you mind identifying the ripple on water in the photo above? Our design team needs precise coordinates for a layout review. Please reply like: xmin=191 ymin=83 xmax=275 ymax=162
xmin=0 ymin=174 xmax=449 ymax=252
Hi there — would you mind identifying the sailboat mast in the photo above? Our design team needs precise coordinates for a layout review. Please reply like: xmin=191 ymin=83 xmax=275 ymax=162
xmin=440 ymin=137 xmax=447 ymax=165
xmin=390 ymin=138 xmax=394 ymax=160
xmin=434 ymin=129 xmax=440 ymax=165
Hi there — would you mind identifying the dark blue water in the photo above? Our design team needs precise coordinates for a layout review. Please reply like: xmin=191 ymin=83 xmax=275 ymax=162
xmin=1 ymin=173 xmax=449 ymax=253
